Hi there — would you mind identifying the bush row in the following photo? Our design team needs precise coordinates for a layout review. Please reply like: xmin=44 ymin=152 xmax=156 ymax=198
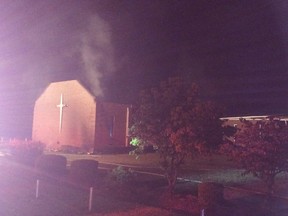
xmin=1 ymin=140 xmax=45 ymax=166
xmin=34 ymin=154 xmax=98 ymax=186
xmin=70 ymin=159 xmax=98 ymax=185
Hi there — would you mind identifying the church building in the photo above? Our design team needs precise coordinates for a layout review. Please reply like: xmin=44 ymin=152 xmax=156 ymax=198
xmin=32 ymin=80 xmax=130 ymax=152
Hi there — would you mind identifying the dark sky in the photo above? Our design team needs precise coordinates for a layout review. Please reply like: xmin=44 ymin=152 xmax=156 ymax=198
xmin=1 ymin=0 xmax=288 ymax=138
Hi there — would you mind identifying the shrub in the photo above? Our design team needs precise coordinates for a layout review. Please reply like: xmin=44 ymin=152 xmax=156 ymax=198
xmin=93 ymin=146 xmax=133 ymax=154
xmin=221 ymin=119 xmax=288 ymax=200
xmin=198 ymin=182 xmax=224 ymax=207
xmin=35 ymin=154 xmax=67 ymax=176
xmin=7 ymin=140 xmax=45 ymax=166
xmin=129 ymin=137 xmax=157 ymax=156
xmin=70 ymin=159 xmax=98 ymax=186
xmin=110 ymin=166 xmax=136 ymax=184
xmin=129 ymin=144 xmax=156 ymax=156
xmin=60 ymin=145 xmax=84 ymax=154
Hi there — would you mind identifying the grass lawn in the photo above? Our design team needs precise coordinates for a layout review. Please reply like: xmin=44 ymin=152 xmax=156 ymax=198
xmin=1 ymin=152 xmax=288 ymax=216
xmin=54 ymin=152 xmax=288 ymax=211
xmin=0 ymin=157 xmax=181 ymax=216
xmin=52 ymin=152 xmax=236 ymax=170
xmin=52 ymin=152 xmax=264 ymax=187
xmin=52 ymin=151 xmax=288 ymax=197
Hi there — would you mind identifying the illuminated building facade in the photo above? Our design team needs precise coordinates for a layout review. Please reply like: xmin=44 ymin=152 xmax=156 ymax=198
xmin=32 ymin=80 xmax=130 ymax=152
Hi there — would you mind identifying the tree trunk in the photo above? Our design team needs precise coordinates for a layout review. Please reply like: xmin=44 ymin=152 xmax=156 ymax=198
xmin=167 ymin=170 xmax=177 ymax=195
xmin=165 ymin=157 xmax=178 ymax=195
xmin=198 ymin=182 xmax=224 ymax=207
xmin=266 ymin=176 xmax=275 ymax=201
xmin=263 ymin=175 xmax=275 ymax=213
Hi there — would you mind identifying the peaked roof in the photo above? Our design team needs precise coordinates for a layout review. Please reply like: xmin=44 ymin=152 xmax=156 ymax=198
xmin=35 ymin=80 xmax=96 ymax=104
xmin=38 ymin=80 xmax=130 ymax=107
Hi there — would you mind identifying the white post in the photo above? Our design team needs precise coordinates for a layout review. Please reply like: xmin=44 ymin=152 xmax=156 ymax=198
xmin=89 ymin=187 xmax=93 ymax=212
xmin=201 ymin=209 xmax=205 ymax=216
xmin=36 ymin=179 xmax=40 ymax=198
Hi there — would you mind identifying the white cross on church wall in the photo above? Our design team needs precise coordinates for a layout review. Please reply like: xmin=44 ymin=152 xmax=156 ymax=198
xmin=57 ymin=93 xmax=67 ymax=133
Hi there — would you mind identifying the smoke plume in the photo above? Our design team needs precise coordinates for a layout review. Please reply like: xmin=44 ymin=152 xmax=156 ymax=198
xmin=80 ymin=14 xmax=115 ymax=96
xmin=0 ymin=1 xmax=116 ymax=98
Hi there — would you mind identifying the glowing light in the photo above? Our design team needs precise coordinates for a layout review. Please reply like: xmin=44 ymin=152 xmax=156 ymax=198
xmin=56 ymin=94 xmax=68 ymax=133
xmin=130 ymin=137 xmax=140 ymax=146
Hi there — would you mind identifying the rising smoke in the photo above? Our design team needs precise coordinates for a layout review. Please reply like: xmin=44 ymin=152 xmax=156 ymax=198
xmin=0 ymin=1 xmax=116 ymax=98
xmin=80 ymin=14 xmax=116 ymax=96
xmin=0 ymin=1 xmax=117 ymax=138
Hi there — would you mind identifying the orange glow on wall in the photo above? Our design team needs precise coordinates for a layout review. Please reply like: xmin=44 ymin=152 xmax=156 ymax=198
xmin=32 ymin=80 xmax=129 ymax=152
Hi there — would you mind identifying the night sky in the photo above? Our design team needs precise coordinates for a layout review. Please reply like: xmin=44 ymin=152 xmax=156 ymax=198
xmin=1 ymin=0 xmax=288 ymax=138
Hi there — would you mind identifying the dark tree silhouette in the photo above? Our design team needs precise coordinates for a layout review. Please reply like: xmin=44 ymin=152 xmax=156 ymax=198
xmin=131 ymin=77 xmax=223 ymax=193
xmin=221 ymin=119 xmax=288 ymax=199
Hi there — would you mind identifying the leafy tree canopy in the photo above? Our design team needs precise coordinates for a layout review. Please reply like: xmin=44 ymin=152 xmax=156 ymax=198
xmin=131 ymin=77 xmax=223 ymax=193
xmin=221 ymin=119 xmax=288 ymax=198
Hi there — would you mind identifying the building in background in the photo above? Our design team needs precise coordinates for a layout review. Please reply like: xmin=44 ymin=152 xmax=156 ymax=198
xmin=221 ymin=115 xmax=288 ymax=129
xmin=32 ymin=80 xmax=130 ymax=152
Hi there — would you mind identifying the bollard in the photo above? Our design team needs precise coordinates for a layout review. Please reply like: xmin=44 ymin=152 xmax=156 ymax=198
xmin=201 ymin=209 xmax=205 ymax=216
xmin=36 ymin=179 xmax=40 ymax=198
xmin=89 ymin=187 xmax=93 ymax=212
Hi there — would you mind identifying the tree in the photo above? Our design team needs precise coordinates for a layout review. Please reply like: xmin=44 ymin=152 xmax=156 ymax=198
xmin=221 ymin=119 xmax=288 ymax=199
xmin=131 ymin=77 xmax=223 ymax=193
